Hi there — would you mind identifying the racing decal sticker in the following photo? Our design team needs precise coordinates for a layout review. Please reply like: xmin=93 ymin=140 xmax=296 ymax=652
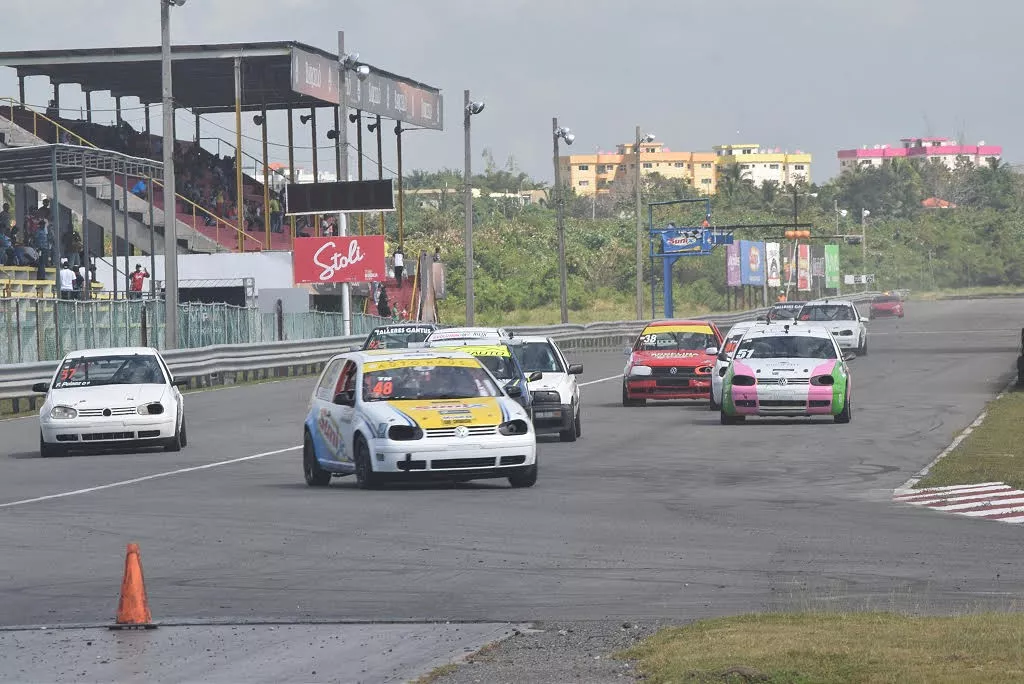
xmin=385 ymin=398 xmax=503 ymax=429
xmin=642 ymin=325 xmax=713 ymax=335
xmin=364 ymin=358 xmax=480 ymax=372
xmin=434 ymin=344 xmax=510 ymax=357
xmin=315 ymin=408 xmax=347 ymax=460
xmin=639 ymin=351 xmax=701 ymax=359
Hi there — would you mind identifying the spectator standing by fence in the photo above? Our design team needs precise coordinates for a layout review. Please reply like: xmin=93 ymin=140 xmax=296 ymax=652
xmin=129 ymin=264 xmax=149 ymax=299
xmin=59 ymin=260 xmax=75 ymax=299
xmin=393 ymin=248 xmax=405 ymax=288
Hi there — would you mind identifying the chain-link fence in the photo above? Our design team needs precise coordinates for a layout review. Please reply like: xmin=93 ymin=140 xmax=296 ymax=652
xmin=0 ymin=298 xmax=392 ymax=364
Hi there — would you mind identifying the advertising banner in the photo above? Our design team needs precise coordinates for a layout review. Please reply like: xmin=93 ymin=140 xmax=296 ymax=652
xmin=661 ymin=228 xmax=710 ymax=255
xmin=824 ymin=244 xmax=841 ymax=289
xmin=766 ymin=242 xmax=781 ymax=288
xmin=293 ymin=235 xmax=387 ymax=284
xmin=739 ymin=240 xmax=766 ymax=286
xmin=725 ymin=243 xmax=741 ymax=287
xmin=797 ymin=243 xmax=811 ymax=291
xmin=811 ymin=257 xmax=825 ymax=278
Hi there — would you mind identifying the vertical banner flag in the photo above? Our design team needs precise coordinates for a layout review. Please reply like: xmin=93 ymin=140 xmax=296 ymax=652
xmin=797 ymin=243 xmax=811 ymax=291
xmin=824 ymin=244 xmax=840 ymax=289
xmin=739 ymin=240 xmax=766 ymax=286
xmin=726 ymin=243 xmax=741 ymax=287
xmin=766 ymin=242 xmax=781 ymax=288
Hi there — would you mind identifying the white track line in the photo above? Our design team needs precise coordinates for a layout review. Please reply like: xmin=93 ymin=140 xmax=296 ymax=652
xmin=579 ymin=374 xmax=621 ymax=387
xmin=0 ymin=445 xmax=300 ymax=509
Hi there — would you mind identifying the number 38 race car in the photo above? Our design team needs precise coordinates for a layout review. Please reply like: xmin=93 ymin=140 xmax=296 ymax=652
xmin=622 ymin=320 xmax=723 ymax=406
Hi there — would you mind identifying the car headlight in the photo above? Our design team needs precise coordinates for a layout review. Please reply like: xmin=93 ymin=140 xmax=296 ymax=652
xmin=387 ymin=425 xmax=424 ymax=441
xmin=731 ymin=375 xmax=756 ymax=386
xmin=376 ymin=422 xmax=389 ymax=439
xmin=629 ymin=365 xmax=652 ymax=377
xmin=810 ymin=374 xmax=835 ymax=386
xmin=718 ymin=367 xmax=728 ymax=378
xmin=839 ymin=329 xmax=854 ymax=336
xmin=532 ymin=390 xmax=561 ymax=403
xmin=136 ymin=403 xmax=165 ymax=415
xmin=50 ymin=406 xmax=78 ymax=420
xmin=498 ymin=419 xmax=530 ymax=436
xmin=695 ymin=365 xmax=712 ymax=375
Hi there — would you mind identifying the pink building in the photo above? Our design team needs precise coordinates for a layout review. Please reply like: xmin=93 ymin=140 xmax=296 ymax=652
xmin=838 ymin=137 xmax=1002 ymax=172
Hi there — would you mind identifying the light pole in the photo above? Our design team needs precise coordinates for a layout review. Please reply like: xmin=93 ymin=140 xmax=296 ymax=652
xmin=336 ymin=32 xmax=370 ymax=336
xmin=552 ymin=119 xmax=575 ymax=324
xmin=861 ymin=208 xmax=870 ymax=290
xmin=634 ymin=126 xmax=655 ymax=320
xmin=463 ymin=91 xmax=485 ymax=325
xmin=161 ymin=0 xmax=187 ymax=348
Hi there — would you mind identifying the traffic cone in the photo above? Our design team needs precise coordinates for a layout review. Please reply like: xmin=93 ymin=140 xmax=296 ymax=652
xmin=111 ymin=543 xmax=156 ymax=630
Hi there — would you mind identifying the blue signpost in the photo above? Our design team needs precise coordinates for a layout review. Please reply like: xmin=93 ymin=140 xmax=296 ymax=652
xmin=647 ymin=198 xmax=734 ymax=318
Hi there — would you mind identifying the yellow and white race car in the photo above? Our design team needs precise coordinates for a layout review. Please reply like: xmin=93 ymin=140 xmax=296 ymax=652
xmin=302 ymin=348 xmax=538 ymax=488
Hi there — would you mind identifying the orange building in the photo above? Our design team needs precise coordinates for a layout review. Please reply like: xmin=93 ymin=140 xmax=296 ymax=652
xmin=559 ymin=141 xmax=718 ymax=196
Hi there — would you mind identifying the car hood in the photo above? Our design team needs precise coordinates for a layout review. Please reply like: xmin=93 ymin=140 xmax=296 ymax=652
xmin=527 ymin=373 xmax=571 ymax=393
xmin=733 ymin=357 xmax=837 ymax=378
xmin=49 ymin=384 xmax=169 ymax=408
xmin=369 ymin=397 xmax=515 ymax=429
xmin=631 ymin=350 xmax=713 ymax=367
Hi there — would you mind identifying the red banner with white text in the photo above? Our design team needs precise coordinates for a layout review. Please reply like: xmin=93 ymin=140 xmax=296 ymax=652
xmin=293 ymin=236 xmax=387 ymax=284
xmin=797 ymin=243 xmax=811 ymax=292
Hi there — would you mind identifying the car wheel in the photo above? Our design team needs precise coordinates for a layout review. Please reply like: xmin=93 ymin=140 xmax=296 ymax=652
xmin=508 ymin=458 xmax=538 ymax=488
xmin=834 ymin=393 xmax=852 ymax=424
xmin=179 ymin=416 xmax=188 ymax=448
xmin=39 ymin=432 xmax=66 ymax=458
xmin=720 ymin=410 xmax=744 ymax=425
xmin=859 ymin=335 xmax=868 ymax=356
xmin=354 ymin=435 xmax=381 ymax=490
xmin=164 ymin=417 xmax=185 ymax=452
xmin=708 ymin=391 xmax=719 ymax=411
xmin=303 ymin=432 xmax=331 ymax=487
xmin=621 ymin=382 xmax=645 ymax=407
xmin=559 ymin=404 xmax=578 ymax=443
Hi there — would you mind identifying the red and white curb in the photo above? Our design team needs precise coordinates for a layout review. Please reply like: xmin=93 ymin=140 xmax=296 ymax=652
xmin=893 ymin=482 xmax=1024 ymax=523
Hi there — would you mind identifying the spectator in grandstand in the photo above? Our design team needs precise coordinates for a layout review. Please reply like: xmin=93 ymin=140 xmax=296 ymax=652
xmin=270 ymin=193 xmax=282 ymax=233
xmin=376 ymin=285 xmax=391 ymax=318
xmin=33 ymin=215 xmax=53 ymax=280
xmin=63 ymin=229 xmax=83 ymax=268
xmin=59 ymin=260 xmax=75 ymax=299
xmin=393 ymin=248 xmax=405 ymax=288
xmin=131 ymin=179 xmax=148 ymax=198
xmin=0 ymin=228 xmax=12 ymax=266
xmin=0 ymin=202 xmax=10 ymax=230
xmin=73 ymin=265 xmax=86 ymax=299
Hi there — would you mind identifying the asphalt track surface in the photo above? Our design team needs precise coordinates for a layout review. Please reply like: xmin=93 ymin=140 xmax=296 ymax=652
xmin=0 ymin=299 xmax=1022 ymax=676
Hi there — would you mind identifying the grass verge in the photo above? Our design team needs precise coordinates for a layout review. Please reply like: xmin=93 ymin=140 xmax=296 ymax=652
xmin=620 ymin=612 xmax=1024 ymax=684
xmin=915 ymin=387 xmax=1024 ymax=490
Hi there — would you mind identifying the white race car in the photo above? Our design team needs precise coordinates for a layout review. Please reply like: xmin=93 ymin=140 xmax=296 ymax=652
xmin=302 ymin=348 xmax=537 ymax=488
xmin=33 ymin=347 xmax=188 ymax=457
xmin=709 ymin=320 xmax=756 ymax=411
xmin=511 ymin=336 xmax=583 ymax=442
xmin=795 ymin=299 xmax=869 ymax=355
xmin=422 ymin=327 xmax=511 ymax=346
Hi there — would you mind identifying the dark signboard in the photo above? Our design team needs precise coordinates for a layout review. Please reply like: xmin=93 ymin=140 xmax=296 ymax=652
xmin=290 ymin=46 xmax=443 ymax=131
xmin=285 ymin=179 xmax=395 ymax=215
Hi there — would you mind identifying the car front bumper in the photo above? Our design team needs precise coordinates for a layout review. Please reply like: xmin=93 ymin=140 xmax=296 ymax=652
xmin=531 ymin=402 xmax=573 ymax=434
xmin=833 ymin=335 xmax=859 ymax=349
xmin=625 ymin=377 xmax=711 ymax=399
xmin=40 ymin=417 xmax=175 ymax=445
xmin=725 ymin=385 xmax=840 ymax=417
xmin=371 ymin=435 xmax=537 ymax=474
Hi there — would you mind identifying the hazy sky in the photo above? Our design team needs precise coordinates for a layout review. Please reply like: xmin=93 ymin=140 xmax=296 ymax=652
xmin=0 ymin=0 xmax=1019 ymax=183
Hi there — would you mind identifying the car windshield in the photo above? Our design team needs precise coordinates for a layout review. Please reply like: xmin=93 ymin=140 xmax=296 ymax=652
xmin=798 ymin=305 xmax=856 ymax=321
xmin=512 ymin=342 xmax=564 ymax=373
xmin=361 ymin=359 xmax=501 ymax=401
xmin=721 ymin=333 xmax=746 ymax=357
xmin=874 ymin=296 xmax=901 ymax=303
xmin=769 ymin=305 xmax=804 ymax=320
xmin=363 ymin=327 xmax=433 ymax=349
xmin=733 ymin=335 xmax=837 ymax=360
xmin=635 ymin=328 xmax=715 ymax=352
xmin=52 ymin=355 xmax=165 ymax=389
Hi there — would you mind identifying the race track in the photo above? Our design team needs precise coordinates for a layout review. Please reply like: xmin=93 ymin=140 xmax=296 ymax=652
xmin=1 ymin=299 xmax=1022 ymax=632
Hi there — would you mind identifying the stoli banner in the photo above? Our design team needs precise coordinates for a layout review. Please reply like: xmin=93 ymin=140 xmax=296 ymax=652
xmin=293 ymin=236 xmax=387 ymax=284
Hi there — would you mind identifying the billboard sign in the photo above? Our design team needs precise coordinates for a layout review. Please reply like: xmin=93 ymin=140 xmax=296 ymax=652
xmin=811 ymin=257 xmax=825 ymax=278
xmin=290 ymin=46 xmax=444 ymax=130
xmin=293 ymin=236 xmax=387 ymax=284
xmin=797 ymin=244 xmax=811 ymax=291
xmin=824 ymin=244 xmax=840 ymax=289
xmin=739 ymin=240 xmax=765 ymax=286
xmin=286 ymin=179 xmax=395 ymax=215
xmin=662 ymin=228 xmax=711 ymax=255
xmin=725 ymin=243 xmax=741 ymax=287
xmin=766 ymin=242 xmax=781 ymax=288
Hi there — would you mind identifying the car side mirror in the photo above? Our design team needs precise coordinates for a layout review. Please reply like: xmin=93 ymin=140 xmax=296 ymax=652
xmin=860 ymin=316 xmax=869 ymax=323
xmin=333 ymin=390 xmax=355 ymax=406
xmin=505 ymin=383 xmax=523 ymax=398
xmin=172 ymin=378 xmax=190 ymax=387
xmin=32 ymin=382 xmax=49 ymax=393
xmin=528 ymin=371 xmax=543 ymax=382
xmin=705 ymin=347 xmax=719 ymax=356
xmin=568 ymin=363 xmax=583 ymax=375
xmin=718 ymin=367 xmax=728 ymax=377
xmin=843 ymin=352 xmax=856 ymax=362
xmin=623 ymin=347 xmax=632 ymax=356
xmin=717 ymin=352 xmax=730 ymax=363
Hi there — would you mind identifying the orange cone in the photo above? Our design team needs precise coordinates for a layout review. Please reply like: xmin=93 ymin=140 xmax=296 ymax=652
xmin=111 ymin=543 xmax=155 ymax=629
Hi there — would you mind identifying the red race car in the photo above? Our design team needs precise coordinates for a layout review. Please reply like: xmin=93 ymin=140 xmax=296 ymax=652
xmin=622 ymin=319 xmax=724 ymax=406
xmin=869 ymin=293 xmax=904 ymax=319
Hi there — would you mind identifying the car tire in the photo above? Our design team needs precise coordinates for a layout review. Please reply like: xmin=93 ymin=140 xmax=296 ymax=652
xmin=508 ymin=460 xmax=538 ymax=488
xmin=621 ymin=382 xmax=645 ymax=407
xmin=708 ymin=392 xmax=719 ymax=411
xmin=164 ymin=416 xmax=186 ymax=452
xmin=303 ymin=432 xmax=331 ymax=487
xmin=574 ymin=408 xmax=582 ymax=438
xmin=39 ymin=432 xmax=66 ymax=458
xmin=859 ymin=334 xmax=868 ymax=356
xmin=720 ymin=410 xmax=744 ymax=425
xmin=354 ymin=435 xmax=381 ymax=490
xmin=834 ymin=393 xmax=853 ymax=424
xmin=559 ymin=404 xmax=578 ymax=443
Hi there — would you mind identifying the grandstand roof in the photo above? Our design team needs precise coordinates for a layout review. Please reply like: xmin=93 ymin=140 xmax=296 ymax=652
xmin=0 ymin=144 xmax=163 ymax=185
xmin=0 ymin=41 xmax=443 ymax=126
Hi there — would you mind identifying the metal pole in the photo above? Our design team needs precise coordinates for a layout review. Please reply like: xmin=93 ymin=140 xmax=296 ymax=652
xmin=354 ymin=110 xmax=364 ymax=235
xmin=634 ymin=125 xmax=643 ymax=320
xmin=51 ymin=147 xmax=61 ymax=299
xmin=337 ymin=30 xmax=351 ymax=337
xmin=396 ymin=122 xmax=404 ymax=249
xmin=287 ymin=106 xmax=296 ymax=242
xmin=553 ymin=117 xmax=568 ymax=324
xmin=86 ymin=91 xmax=92 ymax=124
xmin=194 ymin=113 xmax=200 ymax=144
xmin=309 ymin=107 xmax=318 ymax=235
xmin=861 ymin=210 xmax=867 ymax=291
xmin=148 ymin=176 xmax=156 ymax=299
xmin=161 ymin=0 xmax=179 ymax=348
xmin=375 ymin=114 xmax=384 ymax=236
xmin=261 ymin=104 xmax=270 ymax=245
xmin=81 ymin=160 xmax=89 ymax=301
xmin=144 ymin=103 xmax=151 ymax=157
xmin=110 ymin=171 xmax=117 ymax=300
xmin=122 ymin=173 xmax=130 ymax=296
xmin=333 ymin=106 xmax=342 ymax=181
xmin=463 ymin=90 xmax=474 ymax=326
xmin=234 ymin=56 xmax=244 ymax=252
